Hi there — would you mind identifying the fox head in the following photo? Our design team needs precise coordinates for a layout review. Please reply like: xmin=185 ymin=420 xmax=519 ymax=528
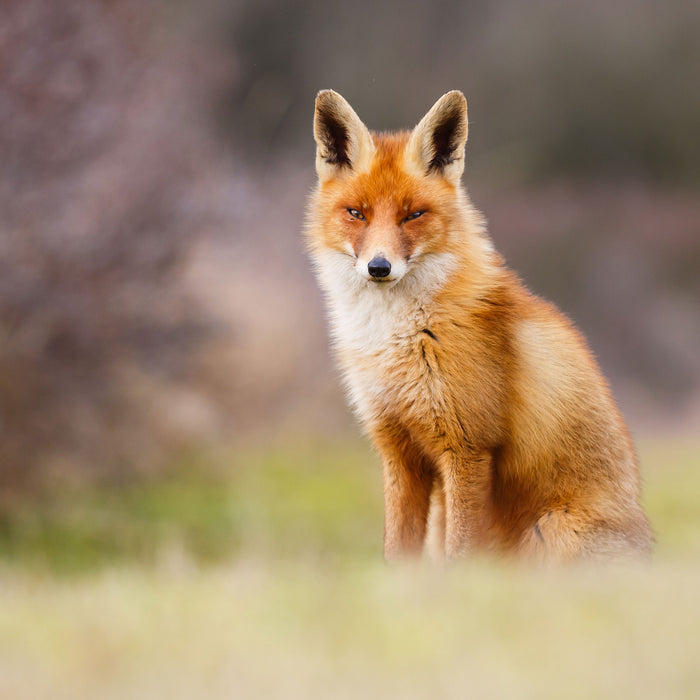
xmin=307 ymin=90 xmax=472 ymax=289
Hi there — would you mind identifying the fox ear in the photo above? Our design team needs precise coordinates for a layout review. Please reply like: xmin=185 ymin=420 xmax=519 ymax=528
xmin=313 ymin=90 xmax=374 ymax=182
xmin=408 ymin=91 xmax=468 ymax=183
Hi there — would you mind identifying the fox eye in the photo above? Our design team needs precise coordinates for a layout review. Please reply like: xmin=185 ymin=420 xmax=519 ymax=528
xmin=347 ymin=208 xmax=365 ymax=220
xmin=403 ymin=211 xmax=424 ymax=223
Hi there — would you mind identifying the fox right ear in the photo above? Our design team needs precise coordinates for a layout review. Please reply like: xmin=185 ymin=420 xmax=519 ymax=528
xmin=313 ymin=90 xmax=374 ymax=182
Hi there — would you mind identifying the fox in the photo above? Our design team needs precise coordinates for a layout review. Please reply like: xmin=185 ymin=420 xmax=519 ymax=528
xmin=305 ymin=89 xmax=652 ymax=563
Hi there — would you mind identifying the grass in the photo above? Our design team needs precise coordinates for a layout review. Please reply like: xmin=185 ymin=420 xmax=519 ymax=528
xmin=0 ymin=438 xmax=698 ymax=698
xmin=0 ymin=441 xmax=383 ymax=573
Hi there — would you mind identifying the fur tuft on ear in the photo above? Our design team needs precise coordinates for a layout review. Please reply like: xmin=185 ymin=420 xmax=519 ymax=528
xmin=313 ymin=90 xmax=374 ymax=182
xmin=408 ymin=91 xmax=468 ymax=183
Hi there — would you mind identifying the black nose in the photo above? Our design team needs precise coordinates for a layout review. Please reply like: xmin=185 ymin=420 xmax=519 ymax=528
xmin=368 ymin=256 xmax=391 ymax=278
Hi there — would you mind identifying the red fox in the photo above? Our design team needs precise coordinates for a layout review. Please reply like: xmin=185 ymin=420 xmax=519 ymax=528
xmin=305 ymin=90 xmax=652 ymax=562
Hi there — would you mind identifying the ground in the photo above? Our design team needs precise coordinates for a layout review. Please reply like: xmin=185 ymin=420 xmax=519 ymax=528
xmin=0 ymin=439 xmax=698 ymax=699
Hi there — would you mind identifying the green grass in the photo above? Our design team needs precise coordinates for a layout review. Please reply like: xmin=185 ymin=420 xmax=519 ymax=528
xmin=0 ymin=438 xmax=696 ymax=571
xmin=640 ymin=440 xmax=700 ymax=558
xmin=0 ymin=438 xmax=698 ymax=699
xmin=0 ymin=441 xmax=384 ymax=573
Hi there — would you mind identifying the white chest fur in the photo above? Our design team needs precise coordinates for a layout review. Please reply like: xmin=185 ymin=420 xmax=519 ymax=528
xmin=314 ymin=250 xmax=455 ymax=422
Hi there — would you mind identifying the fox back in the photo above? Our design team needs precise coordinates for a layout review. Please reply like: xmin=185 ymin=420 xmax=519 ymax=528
xmin=305 ymin=90 xmax=652 ymax=562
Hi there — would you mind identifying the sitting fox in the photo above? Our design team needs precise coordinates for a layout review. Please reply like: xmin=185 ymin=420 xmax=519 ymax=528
xmin=305 ymin=89 xmax=652 ymax=562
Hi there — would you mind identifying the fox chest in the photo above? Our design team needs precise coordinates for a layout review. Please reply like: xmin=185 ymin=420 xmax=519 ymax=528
xmin=331 ymin=300 xmax=452 ymax=434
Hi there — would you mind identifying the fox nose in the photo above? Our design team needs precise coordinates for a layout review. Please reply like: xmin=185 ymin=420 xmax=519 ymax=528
xmin=368 ymin=256 xmax=391 ymax=278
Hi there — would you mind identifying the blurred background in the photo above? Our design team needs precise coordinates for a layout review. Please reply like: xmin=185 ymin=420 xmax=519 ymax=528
xmin=1 ymin=1 xmax=699 ymax=696
xmin=2 ymin=0 xmax=699 ymax=492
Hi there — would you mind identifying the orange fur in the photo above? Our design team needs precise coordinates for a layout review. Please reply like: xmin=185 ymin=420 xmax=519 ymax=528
xmin=306 ymin=90 xmax=652 ymax=563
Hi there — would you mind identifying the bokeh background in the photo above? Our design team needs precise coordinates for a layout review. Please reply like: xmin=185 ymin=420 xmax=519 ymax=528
xmin=1 ymin=1 xmax=699 ymax=698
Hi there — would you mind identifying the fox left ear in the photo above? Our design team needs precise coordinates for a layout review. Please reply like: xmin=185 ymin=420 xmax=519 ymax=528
xmin=408 ymin=91 xmax=468 ymax=183
xmin=313 ymin=90 xmax=374 ymax=182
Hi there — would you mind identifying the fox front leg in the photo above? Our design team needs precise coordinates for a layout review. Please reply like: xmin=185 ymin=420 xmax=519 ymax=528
xmin=440 ymin=450 xmax=493 ymax=557
xmin=381 ymin=450 xmax=434 ymax=560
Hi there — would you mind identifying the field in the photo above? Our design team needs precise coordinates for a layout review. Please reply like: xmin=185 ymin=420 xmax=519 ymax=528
xmin=0 ymin=439 xmax=698 ymax=699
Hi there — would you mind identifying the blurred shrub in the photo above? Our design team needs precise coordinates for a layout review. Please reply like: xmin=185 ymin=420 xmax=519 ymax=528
xmin=0 ymin=1 xmax=229 ymax=490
